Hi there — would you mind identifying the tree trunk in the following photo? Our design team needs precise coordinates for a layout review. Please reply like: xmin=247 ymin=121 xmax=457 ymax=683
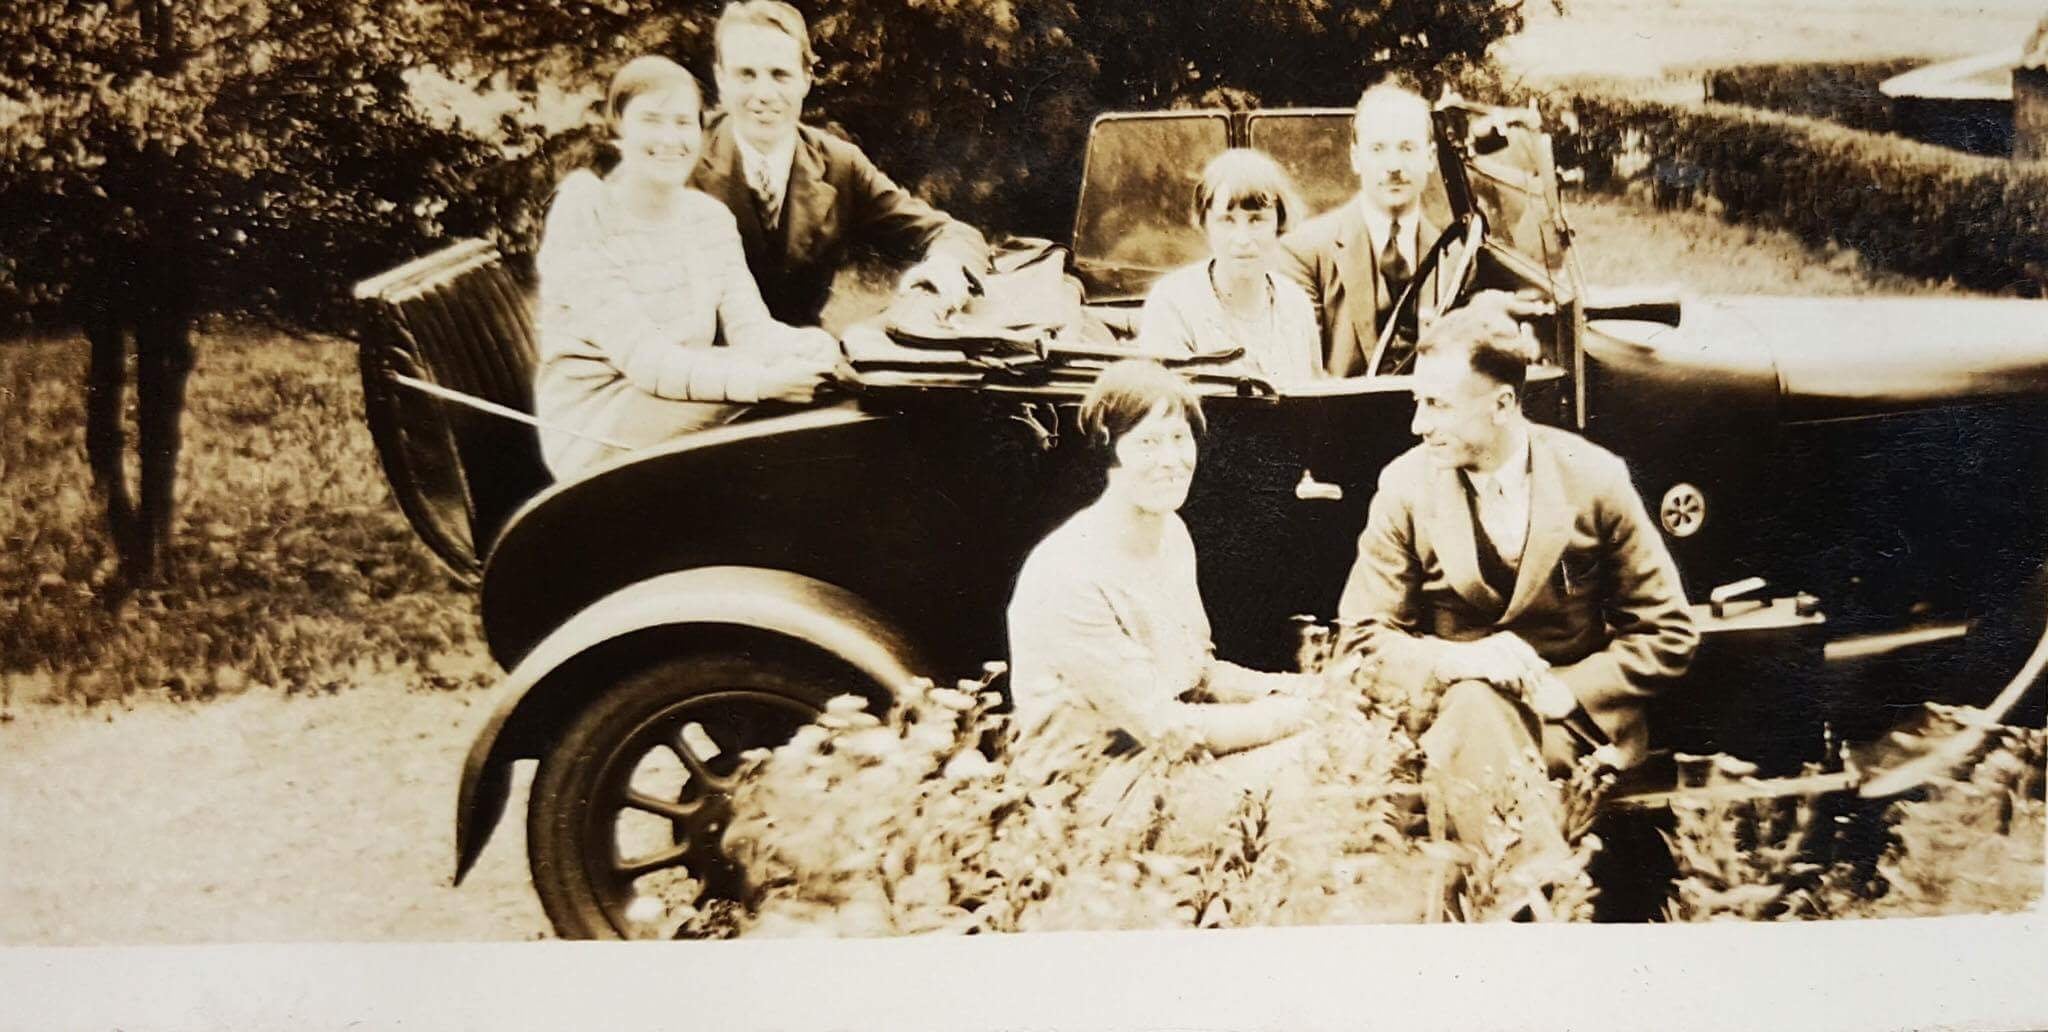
xmin=82 ymin=308 xmax=140 ymax=572
xmin=133 ymin=304 xmax=194 ymax=583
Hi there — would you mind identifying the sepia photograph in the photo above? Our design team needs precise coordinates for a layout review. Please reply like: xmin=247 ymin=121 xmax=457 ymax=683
xmin=4 ymin=0 xmax=2048 ymax=1025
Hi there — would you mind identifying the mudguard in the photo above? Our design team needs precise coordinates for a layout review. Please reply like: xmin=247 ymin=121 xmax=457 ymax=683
xmin=452 ymin=566 xmax=932 ymax=883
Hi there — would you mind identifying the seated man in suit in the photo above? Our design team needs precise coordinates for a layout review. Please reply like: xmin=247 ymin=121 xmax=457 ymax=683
xmin=690 ymin=0 xmax=991 ymax=327
xmin=1337 ymin=299 xmax=1699 ymax=885
xmin=1277 ymin=77 xmax=1456 ymax=378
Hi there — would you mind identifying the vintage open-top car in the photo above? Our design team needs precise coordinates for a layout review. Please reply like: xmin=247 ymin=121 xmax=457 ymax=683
xmin=353 ymin=97 xmax=2048 ymax=939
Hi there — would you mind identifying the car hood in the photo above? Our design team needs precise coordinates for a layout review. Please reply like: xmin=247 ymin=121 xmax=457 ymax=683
xmin=1605 ymin=294 xmax=2048 ymax=423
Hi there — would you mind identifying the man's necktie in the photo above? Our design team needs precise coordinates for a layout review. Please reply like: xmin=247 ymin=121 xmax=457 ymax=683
xmin=1379 ymin=218 xmax=1412 ymax=302
xmin=1462 ymin=474 xmax=1517 ymax=605
xmin=1371 ymin=217 xmax=1418 ymax=371
xmin=749 ymin=161 xmax=782 ymax=231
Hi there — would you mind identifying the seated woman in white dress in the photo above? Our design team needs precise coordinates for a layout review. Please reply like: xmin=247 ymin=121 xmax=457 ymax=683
xmin=533 ymin=55 xmax=838 ymax=479
xmin=1006 ymin=361 xmax=1314 ymax=831
xmin=1135 ymin=149 xmax=1322 ymax=385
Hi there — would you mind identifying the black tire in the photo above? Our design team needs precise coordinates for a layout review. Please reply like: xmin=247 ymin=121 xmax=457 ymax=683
xmin=526 ymin=647 xmax=872 ymax=939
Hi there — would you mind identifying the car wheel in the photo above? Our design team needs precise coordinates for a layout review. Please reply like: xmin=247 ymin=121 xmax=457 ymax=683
xmin=526 ymin=647 xmax=872 ymax=939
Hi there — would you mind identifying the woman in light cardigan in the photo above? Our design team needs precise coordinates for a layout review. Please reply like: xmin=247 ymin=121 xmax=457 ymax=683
xmin=533 ymin=55 xmax=837 ymax=479
xmin=1006 ymin=361 xmax=1315 ymax=835
xmin=1136 ymin=148 xmax=1322 ymax=385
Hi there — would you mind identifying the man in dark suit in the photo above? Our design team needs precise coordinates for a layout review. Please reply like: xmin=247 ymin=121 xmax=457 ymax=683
xmin=1337 ymin=300 xmax=1698 ymax=882
xmin=689 ymin=0 xmax=990 ymax=327
xmin=1277 ymin=79 xmax=1458 ymax=378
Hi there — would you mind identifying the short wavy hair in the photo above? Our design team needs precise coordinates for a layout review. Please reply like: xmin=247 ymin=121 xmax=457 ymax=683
xmin=1191 ymin=148 xmax=1306 ymax=235
xmin=715 ymin=0 xmax=817 ymax=71
xmin=604 ymin=55 xmax=702 ymax=135
xmin=1078 ymin=360 xmax=1207 ymax=465
xmin=1414 ymin=297 xmax=1542 ymax=391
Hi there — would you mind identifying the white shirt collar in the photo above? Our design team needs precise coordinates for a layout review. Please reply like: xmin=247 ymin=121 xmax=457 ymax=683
xmin=1357 ymin=198 xmax=1422 ymax=265
xmin=733 ymin=130 xmax=797 ymax=200
xmin=1469 ymin=424 xmax=1531 ymax=498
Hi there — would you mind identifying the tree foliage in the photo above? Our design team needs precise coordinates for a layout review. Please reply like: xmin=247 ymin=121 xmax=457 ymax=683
xmin=0 ymin=0 xmax=497 ymax=332
xmin=1 ymin=0 xmax=1539 ymax=325
xmin=414 ymin=0 xmax=1539 ymax=255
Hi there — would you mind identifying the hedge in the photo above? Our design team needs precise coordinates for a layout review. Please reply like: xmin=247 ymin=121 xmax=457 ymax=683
xmin=1566 ymin=92 xmax=2048 ymax=294
xmin=1701 ymin=59 xmax=1925 ymax=135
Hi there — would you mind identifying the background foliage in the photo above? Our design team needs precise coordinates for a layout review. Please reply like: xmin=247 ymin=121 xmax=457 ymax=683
xmin=2 ymin=0 xmax=1544 ymax=334
xmin=1565 ymin=91 xmax=2048 ymax=294
xmin=0 ymin=1 xmax=500 ymax=335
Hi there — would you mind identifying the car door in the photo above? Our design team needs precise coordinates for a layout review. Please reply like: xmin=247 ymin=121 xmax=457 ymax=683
xmin=1185 ymin=381 xmax=1420 ymax=670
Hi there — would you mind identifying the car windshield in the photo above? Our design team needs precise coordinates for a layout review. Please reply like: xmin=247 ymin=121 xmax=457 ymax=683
xmin=1072 ymin=114 xmax=1228 ymax=276
xmin=1070 ymin=107 xmax=1573 ymax=303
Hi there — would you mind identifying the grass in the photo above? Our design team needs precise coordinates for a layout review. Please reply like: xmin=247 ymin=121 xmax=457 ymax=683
xmin=0 ymin=324 xmax=491 ymax=709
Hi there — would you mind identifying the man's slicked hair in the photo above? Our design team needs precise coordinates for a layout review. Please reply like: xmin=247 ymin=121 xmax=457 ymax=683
xmin=1353 ymin=74 xmax=1431 ymax=138
xmin=715 ymin=0 xmax=817 ymax=71
xmin=1415 ymin=300 xmax=1541 ymax=392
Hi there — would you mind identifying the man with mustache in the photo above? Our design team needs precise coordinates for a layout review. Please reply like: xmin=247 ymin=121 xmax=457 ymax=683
xmin=1277 ymin=78 xmax=1457 ymax=378
xmin=690 ymin=0 xmax=991 ymax=327
xmin=1338 ymin=299 xmax=1697 ymax=912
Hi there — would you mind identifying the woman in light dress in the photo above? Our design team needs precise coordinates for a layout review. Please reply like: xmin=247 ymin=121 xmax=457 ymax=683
xmin=1006 ymin=360 xmax=1317 ymax=835
xmin=533 ymin=55 xmax=839 ymax=479
xmin=1136 ymin=149 xmax=1323 ymax=385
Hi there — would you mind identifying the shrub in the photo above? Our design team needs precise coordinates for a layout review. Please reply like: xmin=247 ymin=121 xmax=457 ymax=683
xmin=1701 ymin=60 xmax=1925 ymax=134
xmin=689 ymin=659 xmax=1625 ymax=938
xmin=1564 ymin=92 xmax=2048 ymax=294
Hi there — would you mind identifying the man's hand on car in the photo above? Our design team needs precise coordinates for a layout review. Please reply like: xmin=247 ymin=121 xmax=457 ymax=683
xmin=897 ymin=254 xmax=979 ymax=318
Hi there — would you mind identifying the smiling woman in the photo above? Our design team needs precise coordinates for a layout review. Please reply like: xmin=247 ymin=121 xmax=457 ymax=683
xmin=529 ymin=55 xmax=838 ymax=479
xmin=1005 ymin=361 xmax=1324 ymax=840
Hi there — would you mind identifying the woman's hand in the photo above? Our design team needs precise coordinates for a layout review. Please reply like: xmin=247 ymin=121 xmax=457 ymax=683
xmin=757 ymin=355 xmax=835 ymax=404
xmin=1254 ymin=693 xmax=1313 ymax=742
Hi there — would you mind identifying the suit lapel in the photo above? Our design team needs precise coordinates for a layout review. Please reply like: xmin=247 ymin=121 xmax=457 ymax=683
xmin=780 ymin=130 xmax=838 ymax=266
xmin=1332 ymin=200 xmax=1380 ymax=374
xmin=1425 ymin=463 xmax=1504 ymax=616
xmin=1503 ymin=430 xmax=1573 ymax=624
xmin=694 ymin=122 xmax=769 ymax=256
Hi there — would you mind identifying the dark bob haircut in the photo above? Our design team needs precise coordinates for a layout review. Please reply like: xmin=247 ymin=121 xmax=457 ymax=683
xmin=1191 ymin=148 xmax=1305 ymax=235
xmin=1078 ymin=360 xmax=1207 ymax=463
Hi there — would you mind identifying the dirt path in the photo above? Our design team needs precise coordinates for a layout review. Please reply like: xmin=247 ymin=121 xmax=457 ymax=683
xmin=0 ymin=684 xmax=547 ymax=944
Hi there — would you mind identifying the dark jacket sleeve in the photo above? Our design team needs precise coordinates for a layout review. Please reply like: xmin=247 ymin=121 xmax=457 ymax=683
xmin=834 ymin=138 xmax=990 ymax=271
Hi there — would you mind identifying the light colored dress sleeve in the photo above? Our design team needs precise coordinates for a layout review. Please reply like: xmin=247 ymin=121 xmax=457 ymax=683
xmin=1271 ymin=276 xmax=1326 ymax=382
xmin=535 ymin=173 xmax=803 ymax=404
xmin=1007 ymin=516 xmax=1299 ymax=755
xmin=1135 ymin=266 xmax=1202 ymax=358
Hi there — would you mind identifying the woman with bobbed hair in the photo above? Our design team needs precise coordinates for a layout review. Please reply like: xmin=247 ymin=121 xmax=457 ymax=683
xmin=533 ymin=55 xmax=839 ymax=478
xmin=1005 ymin=360 xmax=1315 ymax=823
xmin=1136 ymin=148 xmax=1322 ymax=384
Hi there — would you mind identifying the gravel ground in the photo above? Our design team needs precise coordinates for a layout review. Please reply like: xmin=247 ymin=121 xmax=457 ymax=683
xmin=0 ymin=683 xmax=548 ymax=944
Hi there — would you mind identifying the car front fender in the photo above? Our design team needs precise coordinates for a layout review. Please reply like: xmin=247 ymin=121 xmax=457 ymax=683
xmin=452 ymin=565 xmax=932 ymax=884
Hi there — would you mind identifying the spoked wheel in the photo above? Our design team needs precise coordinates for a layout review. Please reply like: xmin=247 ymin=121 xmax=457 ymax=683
xmin=527 ymin=649 xmax=869 ymax=939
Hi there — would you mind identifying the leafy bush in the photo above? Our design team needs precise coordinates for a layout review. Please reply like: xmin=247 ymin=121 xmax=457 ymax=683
xmin=704 ymin=685 xmax=2039 ymax=934
xmin=690 ymin=659 xmax=1626 ymax=938
xmin=1564 ymin=93 xmax=2048 ymax=294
